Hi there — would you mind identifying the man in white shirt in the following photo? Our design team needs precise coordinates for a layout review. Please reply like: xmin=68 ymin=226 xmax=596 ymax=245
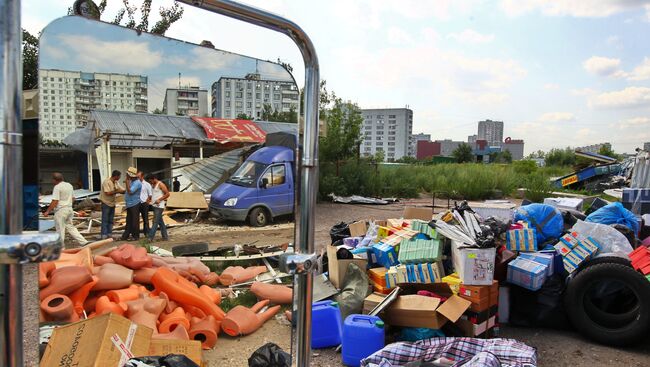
xmin=138 ymin=171 xmax=153 ymax=236
xmin=44 ymin=172 xmax=88 ymax=247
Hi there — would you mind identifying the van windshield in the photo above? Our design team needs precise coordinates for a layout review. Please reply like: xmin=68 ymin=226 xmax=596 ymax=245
xmin=227 ymin=161 xmax=267 ymax=187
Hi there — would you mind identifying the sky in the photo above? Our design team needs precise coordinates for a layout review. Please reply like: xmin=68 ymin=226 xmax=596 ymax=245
xmin=24 ymin=0 xmax=650 ymax=154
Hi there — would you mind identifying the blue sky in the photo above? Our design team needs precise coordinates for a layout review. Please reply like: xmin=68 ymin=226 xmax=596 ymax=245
xmin=24 ymin=0 xmax=650 ymax=154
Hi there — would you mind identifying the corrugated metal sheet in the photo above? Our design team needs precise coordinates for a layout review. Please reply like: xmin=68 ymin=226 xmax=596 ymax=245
xmin=90 ymin=110 xmax=208 ymax=141
xmin=179 ymin=148 xmax=247 ymax=193
xmin=255 ymin=121 xmax=298 ymax=135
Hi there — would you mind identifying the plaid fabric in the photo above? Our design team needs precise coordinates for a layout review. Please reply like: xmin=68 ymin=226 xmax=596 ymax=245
xmin=361 ymin=337 xmax=537 ymax=367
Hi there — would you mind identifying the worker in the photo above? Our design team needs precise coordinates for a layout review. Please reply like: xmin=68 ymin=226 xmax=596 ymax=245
xmin=146 ymin=174 xmax=171 ymax=241
xmin=138 ymin=171 xmax=152 ymax=236
xmin=99 ymin=170 xmax=125 ymax=239
xmin=43 ymin=172 xmax=88 ymax=247
xmin=173 ymin=177 xmax=181 ymax=192
xmin=120 ymin=167 xmax=142 ymax=241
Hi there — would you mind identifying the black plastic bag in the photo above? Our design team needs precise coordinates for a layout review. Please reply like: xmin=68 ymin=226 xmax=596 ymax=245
xmin=330 ymin=222 xmax=351 ymax=244
xmin=509 ymin=274 xmax=570 ymax=329
xmin=125 ymin=355 xmax=199 ymax=367
xmin=248 ymin=343 xmax=291 ymax=367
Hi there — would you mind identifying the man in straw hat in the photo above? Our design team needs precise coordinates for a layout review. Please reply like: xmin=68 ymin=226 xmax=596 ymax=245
xmin=121 ymin=167 xmax=142 ymax=241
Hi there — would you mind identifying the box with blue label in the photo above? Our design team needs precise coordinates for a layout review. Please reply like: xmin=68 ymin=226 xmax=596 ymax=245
xmin=371 ymin=242 xmax=399 ymax=268
xmin=398 ymin=238 xmax=442 ymax=264
xmin=506 ymin=228 xmax=537 ymax=252
xmin=518 ymin=252 xmax=554 ymax=276
xmin=385 ymin=262 xmax=444 ymax=288
xmin=507 ymin=257 xmax=548 ymax=291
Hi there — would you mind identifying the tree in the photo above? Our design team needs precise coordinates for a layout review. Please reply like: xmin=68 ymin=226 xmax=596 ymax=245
xmin=22 ymin=29 xmax=39 ymax=90
xmin=526 ymin=150 xmax=545 ymax=159
xmin=236 ymin=113 xmax=254 ymax=120
xmin=319 ymin=98 xmax=364 ymax=162
xmin=260 ymin=104 xmax=297 ymax=123
xmin=396 ymin=156 xmax=418 ymax=164
xmin=152 ymin=108 xmax=164 ymax=114
xmin=452 ymin=143 xmax=474 ymax=163
xmin=597 ymin=145 xmax=620 ymax=160
xmin=545 ymin=147 xmax=575 ymax=166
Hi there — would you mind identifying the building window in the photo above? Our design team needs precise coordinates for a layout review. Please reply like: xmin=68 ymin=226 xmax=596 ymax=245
xmin=235 ymin=101 xmax=243 ymax=108
xmin=225 ymin=101 xmax=231 ymax=107
xmin=256 ymin=92 xmax=261 ymax=99
xmin=247 ymin=83 xmax=252 ymax=89
xmin=246 ymin=102 xmax=252 ymax=108
xmin=236 ymin=92 xmax=243 ymax=98
xmin=376 ymin=114 xmax=383 ymax=118
xmin=236 ymin=82 xmax=243 ymax=89
xmin=389 ymin=119 xmax=396 ymax=124
xmin=389 ymin=115 xmax=396 ymax=118
xmin=225 ymin=91 xmax=231 ymax=98
xmin=225 ymin=81 xmax=231 ymax=88
xmin=247 ymin=92 xmax=252 ymax=98
xmin=273 ymin=93 xmax=281 ymax=100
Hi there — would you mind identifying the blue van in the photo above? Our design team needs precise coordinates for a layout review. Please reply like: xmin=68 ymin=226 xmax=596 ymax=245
xmin=209 ymin=145 xmax=295 ymax=226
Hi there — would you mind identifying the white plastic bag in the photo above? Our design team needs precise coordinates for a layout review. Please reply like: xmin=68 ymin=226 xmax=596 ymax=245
xmin=359 ymin=220 xmax=379 ymax=248
xmin=571 ymin=220 xmax=633 ymax=256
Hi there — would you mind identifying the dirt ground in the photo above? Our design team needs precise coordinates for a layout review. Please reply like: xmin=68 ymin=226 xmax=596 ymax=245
xmin=151 ymin=199 xmax=650 ymax=366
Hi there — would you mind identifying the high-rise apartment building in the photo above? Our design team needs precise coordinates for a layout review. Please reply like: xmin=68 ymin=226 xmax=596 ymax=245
xmin=361 ymin=108 xmax=413 ymax=161
xmin=211 ymin=74 xmax=299 ymax=119
xmin=163 ymin=87 xmax=208 ymax=117
xmin=39 ymin=69 xmax=147 ymax=140
xmin=576 ymin=142 xmax=611 ymax=154
xmin=644 ymin=142 xmax=650 ymax=152
xmin=468 ymin=134 xmax=478 ymax=144
xmin=477 ymin=119 xmax=504 ymax=145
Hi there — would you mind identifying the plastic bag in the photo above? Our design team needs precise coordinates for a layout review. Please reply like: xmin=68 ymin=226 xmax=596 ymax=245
xmin=572 ymin=220 xmax=634 ymax=255
xmin=248 ymin=343 xmax=291 ymax=367
xmin=125 ymin=355 xmax=199 ymax=367
xmin=400 ymin=327 xmax=445 ymax=342
xmin=585 ymin=202 xmax=640 ymax=235
xmin=514 ymin=204 xmax=563 ymax=243
xmin=330 ymin=222 xmax=351 ymax=244
xmin=359 ymin=220 xmax=379 ymax=248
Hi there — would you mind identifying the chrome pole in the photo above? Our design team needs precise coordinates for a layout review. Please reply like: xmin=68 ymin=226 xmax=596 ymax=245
xmin=177 ymin=1 xmax=319 ymax=365
xmin=0 ymin=0 xmax=26 ymax=365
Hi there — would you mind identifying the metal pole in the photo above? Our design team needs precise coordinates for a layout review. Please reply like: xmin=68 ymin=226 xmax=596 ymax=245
xmin=176 ymin=2 xmax=319 ymax=365
xmin=0 ymin=0 xmax=26 ymax=365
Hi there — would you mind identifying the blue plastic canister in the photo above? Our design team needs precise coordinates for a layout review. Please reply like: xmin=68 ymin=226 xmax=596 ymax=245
xmin=311 ymin=300 xmax=343 ymax=348
xmin=342 ymin=314 xmax=385 ymax=367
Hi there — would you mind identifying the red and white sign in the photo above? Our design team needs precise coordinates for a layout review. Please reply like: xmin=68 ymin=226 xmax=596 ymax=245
xmin=192 ymin=117 xmax=266 ymax=144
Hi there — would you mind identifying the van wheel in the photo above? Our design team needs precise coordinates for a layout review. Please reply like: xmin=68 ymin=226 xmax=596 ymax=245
xmin=249 ymin=207 xmax=268 ymax=227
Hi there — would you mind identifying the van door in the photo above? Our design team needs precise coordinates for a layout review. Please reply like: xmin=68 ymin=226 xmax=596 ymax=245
xmin=258 ymin=163 xmax=291 ymax=216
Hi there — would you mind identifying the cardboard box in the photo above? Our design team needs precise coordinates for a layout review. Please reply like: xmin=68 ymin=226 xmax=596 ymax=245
xmin=41 ymin=313 xmax=153 ymax=367
xmin=518 ymin=252 xmax=554 ymax=276
xmin=363 ymin=293 xmax=387 ymax=314
xmin=348 ymin=221 xmax=367 ymax=237
xmin=403 ymin=207 xmax=432 ymax=221
xmin=457 ymin=315 xmax=497 ymax=337
xmin=327 ymin=245 xmax=368 ymax=289
xmin=368 ymin=267 xmax=387 ymax=287
xmin=458 ymin=281 xmax=499 ymax=313
xmin=505 ymin=228 xmax=537 ymax=252
xmin=451 ymin=241 xmax=496 ymax=286
xmin=371 ymin=242 xmax=399 ymax=268
xmin=144 ymin=339 xmax=202 ymax=366
xmin=507 ymin=257 xmax=547 ymax=291
xmin=384 ymin=283 xmax=471 ymax=329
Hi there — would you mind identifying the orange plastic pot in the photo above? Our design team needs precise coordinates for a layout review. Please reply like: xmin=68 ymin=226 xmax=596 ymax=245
xmin=40 ymin=294 xmax=79 ymax=323
xmin=95 ymin=295 xmax=127 ymax=316
xmin=68 ymin=276 xmax=99 ymax=315
xmin=158 ymin=306 xmax=190 ymax=333
xmin=151 ymin=267 xmax=225 ymax=321
xmin=189 ymin=315 xmax=220 ymax=349
xmin=221 ymin=300 xmax=281 ymax=337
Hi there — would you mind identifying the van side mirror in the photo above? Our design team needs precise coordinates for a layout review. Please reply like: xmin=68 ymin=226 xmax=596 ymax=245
xmin=261 ymin=178 xmax=269 ymax=188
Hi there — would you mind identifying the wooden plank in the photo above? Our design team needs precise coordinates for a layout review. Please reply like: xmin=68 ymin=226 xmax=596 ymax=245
xmin=166 ymin=192 xmax=208 ymax=210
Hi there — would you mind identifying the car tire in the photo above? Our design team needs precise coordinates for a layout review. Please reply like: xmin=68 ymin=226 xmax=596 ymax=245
xmin=249 ymin=207 xmax=268 ymax=227
xmin=564 ymin=262 xmax=650 ymax=346
xmin=171 ymin=242 xmax=209 ymax=257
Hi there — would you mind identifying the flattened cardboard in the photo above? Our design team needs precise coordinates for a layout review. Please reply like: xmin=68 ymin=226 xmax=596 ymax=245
xmin=349 ymin=221 xmax=367 ymax=237
xmin=166 ymin=192 xmax=208 ymax=209
xmin=145 ymin=339 xmax=202 ymax=366
xmin=327 ymin=245 xmax=367 ymax=289
xmin=436 ymin=295 xmax=472 ymax=323
xmin=41 ymin=313 xmax=152 ymax=367
xmin=403 ymin=207 xmax=432 ymax=221
xmin=363 ymin=293 xmax=387 ymax=314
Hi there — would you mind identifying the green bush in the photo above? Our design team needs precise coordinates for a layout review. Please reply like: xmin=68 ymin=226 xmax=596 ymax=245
xmin=512 ymin=160 xmax=538 ymax=174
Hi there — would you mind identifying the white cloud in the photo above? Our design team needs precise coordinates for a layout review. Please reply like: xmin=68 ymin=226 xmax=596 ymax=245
xmin=590 ymin=86 xmax=650 ymax=108
xmin=606 ymin=35 xmax=622 ymax=49
xmin=583 ymin=56 xmax=625 ymax=77
xmin=500 ymin=0 xmax=650 ymax=18
xmin=544 ymin=83 xmax=559 ymax=89
xmin=627 ymin=57 xmax=650 ymax=81
xmin=447 ymin=29 xmax=495 ymax=44
xmin=571 ymin=88 xmax=597 ymax=96
xmin=619 ymin=116 xmax=650 ymax=128
xmin=387 ymin=27 xmax=414 ymax=45
xmin=539 ymin=112 xmax=576 ymax=122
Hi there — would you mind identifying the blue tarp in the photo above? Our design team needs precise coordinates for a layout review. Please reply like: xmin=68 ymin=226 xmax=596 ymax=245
xmin=514 ymin=204 xmax=564 ymax=243
xmin=586 ymin=202 xmax=639 ymax=235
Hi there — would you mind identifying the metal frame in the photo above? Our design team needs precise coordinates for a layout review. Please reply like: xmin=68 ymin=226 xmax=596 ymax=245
xmin=176 ymin=1 xmax=320 ymax=365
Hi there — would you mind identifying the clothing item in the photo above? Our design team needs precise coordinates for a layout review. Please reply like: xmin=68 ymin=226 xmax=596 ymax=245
xmin=100 ymin=203 xmax=115 ymax=238
xmin=54 ymin=207 xmax=88 ymax=247
xmin=139 ymin=202 xmax=150 ymax=235
xmin=151 ymin=181 xmax=166 ymax=209
xmin=361 ymin=338 xmax=537 ymax=367
xmin=149 ymin=207 xmax=168 ymax=240
xmin=100 ymin=178 xmax=121 ymax=207
xmin=121 ymin=203 xmax=140 ymax=240
xmin=173 ymin=180 xmax=180 ymax=192
xmin=126 ymin=166 xmax=138 ymax=177
xmin=52 ymin=181 xmax=74 ymax=209
xmin=124 ymin=179 xmax=142 ymax=208
xmin=140 ymin=180 xmax=152 ymax=203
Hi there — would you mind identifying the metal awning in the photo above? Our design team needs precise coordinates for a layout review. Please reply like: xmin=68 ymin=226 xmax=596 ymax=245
xmin=178 ymin=147 xmax=248 ymax=193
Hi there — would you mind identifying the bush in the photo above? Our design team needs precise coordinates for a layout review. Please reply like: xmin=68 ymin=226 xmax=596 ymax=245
xmin=513 ymin=160 xmax=538 ymax=174
xmin=523 ymin=172 xmax=554 ymax=202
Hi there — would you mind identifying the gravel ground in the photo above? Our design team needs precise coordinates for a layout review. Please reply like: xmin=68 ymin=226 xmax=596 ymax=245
xmin=35 ymin=199 xmax=650 ymax=366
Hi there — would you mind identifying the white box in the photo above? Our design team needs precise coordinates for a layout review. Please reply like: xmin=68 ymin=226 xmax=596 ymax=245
xmin=451 ymin=241 xmax=496 ymax=286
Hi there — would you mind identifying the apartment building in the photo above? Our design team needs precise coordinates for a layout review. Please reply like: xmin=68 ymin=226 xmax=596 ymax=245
xmin=211 ymin=74 xmax=299 ymax=119
xmin=39 ymin=69 xmax=147 ymax=140
xmin=163 ymin=87 xmax=208 ymax=117
xmin=477 ymin=119 xmax=504 ymax=145
xmin=361 ymin=108 xmax=413 ymax=161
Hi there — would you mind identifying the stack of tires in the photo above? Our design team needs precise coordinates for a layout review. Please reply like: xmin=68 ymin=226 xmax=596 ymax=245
xmin=564 ymin=255 xmax=650 ymax=346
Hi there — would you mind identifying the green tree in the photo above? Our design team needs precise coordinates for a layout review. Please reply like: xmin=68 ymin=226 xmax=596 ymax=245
xmin=22 ymin=29 xmax=39 ymax=90
xmin=152 ymin=108 xmax=164 ymax=114
xmin=236 ymin=113 xmax=254 ymax=120
xmin=452 ymin=143 xmax=474 ymax=163
xmin=597 ymin=145 xmax=620 ymax=160
xmin=396 ymin=156 xmax=418 ymax=164
xmin=545 ymin=147 xmax=575 ymax=166
xmin=319 ymin=98 xmax=364 ymax=162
